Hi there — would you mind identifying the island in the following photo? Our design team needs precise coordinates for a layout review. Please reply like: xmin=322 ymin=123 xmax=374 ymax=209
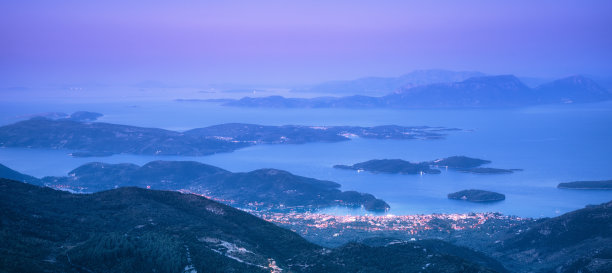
xmin=0 ymin=161 xmax=391 ymax=212
xmin=557 ymin=180 xmax=612 ymax=190
xmin=334 ymin=156 xmax=520 ymax=175
xmin=66 ymin=111 xmax=103 ymax=121
xmin=447 ymin=189 xmax=505 ymax=202
xmin=334 ymin=159 xmax=441 ymax=174
xmin=0 ymin=118 xmax=457 ymax=157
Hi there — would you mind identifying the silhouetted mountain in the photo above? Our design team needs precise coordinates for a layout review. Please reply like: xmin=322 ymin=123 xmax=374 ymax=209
xmin=39 ymin=160 xmax=390 ymax=211
xmin=294 ymin=69 xmax=486 ymax=96
xmin=361 ymin=238 xmax=509 ymax=273
xmin=0 ymin=179 xmax=498 ymax=273
xmin=0 ymin=119 xmax=454 ymax=156
xmin=221 ymin=75 xmax=612 ymax=108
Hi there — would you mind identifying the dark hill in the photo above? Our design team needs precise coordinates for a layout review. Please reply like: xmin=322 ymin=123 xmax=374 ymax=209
xmin=0 ymin=179 xmax=498 ymax=273
xmin=493 ymin=200 xmax=612 ymax=272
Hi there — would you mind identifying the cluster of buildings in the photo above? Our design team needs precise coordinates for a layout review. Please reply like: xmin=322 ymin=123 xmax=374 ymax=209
xmin=253 ymin=211 xmax=525 ymax=235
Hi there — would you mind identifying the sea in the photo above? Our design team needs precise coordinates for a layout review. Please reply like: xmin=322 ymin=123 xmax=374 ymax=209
xmin=1 ymin=98 xmax=611 ymax=218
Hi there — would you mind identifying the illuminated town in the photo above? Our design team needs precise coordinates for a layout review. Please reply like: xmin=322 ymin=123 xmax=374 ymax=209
xmin=172 ymin=189 xmax=529 ymax=244
xmin=256 ymin=210 xmax=523 ymax=231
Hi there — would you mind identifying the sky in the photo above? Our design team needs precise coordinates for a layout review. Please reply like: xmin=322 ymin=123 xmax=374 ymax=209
xmin=1 ymin=0 xmax=611 ymax=87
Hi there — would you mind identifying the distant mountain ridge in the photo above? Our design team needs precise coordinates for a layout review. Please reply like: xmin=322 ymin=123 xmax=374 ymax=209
xmin=222 ymin=75 xmax=612 ymax=108
xmin=294 ymin=69 xmax=486 ymax=96
xmin=535 ymin=75 xmax=611 ymax=103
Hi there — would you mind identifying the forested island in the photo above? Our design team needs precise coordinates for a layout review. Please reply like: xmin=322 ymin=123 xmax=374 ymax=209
xmin=447 ymin=190 xmax=506 ymax=202
xmin=334 ymin=156 xmax=519 ymax=175
xmin=334 ymin=159 xmax=441 ymax=174
xmin=0 ymin=118 xmax=456 ymax=156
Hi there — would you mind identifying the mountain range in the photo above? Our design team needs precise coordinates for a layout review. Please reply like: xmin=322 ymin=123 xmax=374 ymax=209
xmin=292 ymin=69 xmax=486 ymax=96
xmin=222 ymin=75 xmax=611 ymax=108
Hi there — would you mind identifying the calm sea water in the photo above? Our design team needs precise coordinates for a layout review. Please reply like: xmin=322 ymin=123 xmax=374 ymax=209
xmin=1 ymin=100 xmax=611 ymax=217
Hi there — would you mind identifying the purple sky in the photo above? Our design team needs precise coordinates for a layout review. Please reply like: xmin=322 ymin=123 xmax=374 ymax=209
xmin=1 ymin=0 xmax=611 ymax=86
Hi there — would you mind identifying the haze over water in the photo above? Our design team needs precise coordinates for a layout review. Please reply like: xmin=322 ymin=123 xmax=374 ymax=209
xmin=1 ymin=100 xmax=611 ymax=218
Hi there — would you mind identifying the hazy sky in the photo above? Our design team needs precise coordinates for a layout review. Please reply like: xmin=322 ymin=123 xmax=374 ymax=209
xmin=1 ymin=0 xmax=611 ymax=86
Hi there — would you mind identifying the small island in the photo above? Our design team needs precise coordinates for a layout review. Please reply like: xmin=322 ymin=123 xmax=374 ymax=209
xmin=557 ymin=180 xmax=612 ymax=190
xmin=334 ymin=159 xmax=441 ymax=175
xmin=447 ymin=189 xmax=505 ymax=202
xmin=67 ymin=111 xmax=104 ymax=122
xmin=334 ymin=156 xmax=520 ymax=176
